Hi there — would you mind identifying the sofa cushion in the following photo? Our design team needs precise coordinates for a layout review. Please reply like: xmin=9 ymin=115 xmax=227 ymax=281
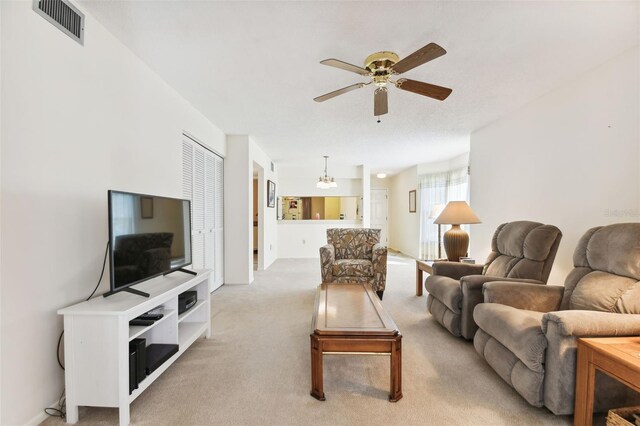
xmin=425 ymin=275 xmax=462 ymax=313
xmin=332 ymin=259 xmax=373 ymax=277
xmin=327 ymin=228 xmax=380 ymax=260
xmin=569 ymin=271 xmax=640 ymax=313
xmin=474 ymin=303 xmax=547 ymax=373
xmin=584 ymin=224 xmax=640 ymax=280
xmin=483 ymin=221 xmax=561 ymax=282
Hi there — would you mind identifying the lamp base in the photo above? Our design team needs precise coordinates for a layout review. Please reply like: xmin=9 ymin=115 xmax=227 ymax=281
xmin=442 ymin=224 xmax=469 ymax=262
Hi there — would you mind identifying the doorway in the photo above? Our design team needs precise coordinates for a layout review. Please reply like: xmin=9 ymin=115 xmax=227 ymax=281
xmin=252 ymin=161 xmax=266 ymax=272
xmin=370 ymin=189 xmax=388 ymax=245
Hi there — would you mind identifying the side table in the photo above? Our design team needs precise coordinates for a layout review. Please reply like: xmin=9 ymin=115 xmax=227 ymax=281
xmin=574 ymin=336 xmax=640 ymax=426
xmin=415 ymin=260 xmax=434 ymax=296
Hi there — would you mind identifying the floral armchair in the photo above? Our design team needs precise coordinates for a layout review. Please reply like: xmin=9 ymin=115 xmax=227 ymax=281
xmin=319 ymin=228 xmax=387 ymax=298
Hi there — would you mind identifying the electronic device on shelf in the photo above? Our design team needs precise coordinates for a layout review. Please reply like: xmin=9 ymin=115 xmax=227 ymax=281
xmin=137 ymin=312 xmax=164 ymax=321
xmin=104 ymin=190 xmax=196 ymax=298
xmin=178 ymin=291 xmax=198 ymax=315
xmin=129 ymin=318 xmax=155 ymax=326
xmin=129 ymin=338 xmax=147 ymax=393
xmin=145 ymin=344 xmax=179 ymax=375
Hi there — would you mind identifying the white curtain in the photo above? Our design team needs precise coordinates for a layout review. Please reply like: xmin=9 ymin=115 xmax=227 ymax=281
xmin=419 ymin=167 xmax=470 ymax=260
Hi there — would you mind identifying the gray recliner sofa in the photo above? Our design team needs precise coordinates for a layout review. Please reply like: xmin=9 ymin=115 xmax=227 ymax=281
xmin=426 ymin=221 xmax=562 ymax=339
xmin=474 ymin=223 xmax=640 ymax=414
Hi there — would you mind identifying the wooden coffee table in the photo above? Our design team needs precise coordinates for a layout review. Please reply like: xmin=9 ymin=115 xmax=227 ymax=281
xmin=310 ymin=283 xmax=402 ymax=402
xmin=574 ymin=337 xmax=640 ymax=426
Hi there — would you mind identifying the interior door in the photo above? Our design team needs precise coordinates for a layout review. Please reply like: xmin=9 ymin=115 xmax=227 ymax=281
xmin=370 ymin=189 xmax=388 ymax=245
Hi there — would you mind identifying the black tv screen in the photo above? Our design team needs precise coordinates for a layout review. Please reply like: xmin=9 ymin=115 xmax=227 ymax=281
xmin=108 ymin=190 xmax=192 ymax=293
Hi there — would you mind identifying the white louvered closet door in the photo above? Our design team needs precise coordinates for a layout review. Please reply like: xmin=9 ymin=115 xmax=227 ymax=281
xmin=213 ymin=156 xmax=224 ymax=289
xmin=204 ymin=153 xmax=216 ymax=271
xmin=192 ymin=147 xmax=206 ymax=269
xmin=182 ymin=141 xmax=195 ymax=265
xmin=182 ymin=135 xmax=224 ymax=292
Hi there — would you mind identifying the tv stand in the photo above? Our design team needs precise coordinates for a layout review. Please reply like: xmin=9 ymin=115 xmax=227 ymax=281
xmin=164 ymin=267 xmax=198 ymax=277
xmin=103 ymin=287 xmax=150 ymax=298
xmin=58 ymin=270 xmax=211 ymax=425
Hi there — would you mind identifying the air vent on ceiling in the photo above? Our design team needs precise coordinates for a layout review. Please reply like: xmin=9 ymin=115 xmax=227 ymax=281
xmin=270 ymin=162 xmax=275 ymax=172
xmin=33 ymin=0 xmax=84 ymax=45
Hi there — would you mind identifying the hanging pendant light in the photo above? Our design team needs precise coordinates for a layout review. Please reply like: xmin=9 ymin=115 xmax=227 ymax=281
xmin=317 ymin=156 xmax=337 ymax=189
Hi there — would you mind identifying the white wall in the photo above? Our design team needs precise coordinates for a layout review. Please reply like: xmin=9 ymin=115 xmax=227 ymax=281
xmin=279 ymin=178 xmax=362 ymax=197
xmin=470 ymin=47 xmax=639 ymax=284
xmin=278 ymin=220 xmax=362 ymax=258
xmin=224 ymin=135 xmax=278 ymax=283
xmin=277 ymin=163 xmax=370 ymax=258
xmin=418 ymin=152 xmax=469 ymax=175
xmin=388 ymin=166 xmax=420 ymax=258
xmin=0 ymin=2 xmax=3 ymax=421
xmin=0 ymin=2 xmax=225 ymax=424
xmin=224 ymin=136 xmax=252 ymax=284
xmin=371 ymin=175 xmax=391 ymax=190
xmin=251 ymin=140 xmax=278 ymax=269
xmin=360 ymin=165 xmax=370 ymax=227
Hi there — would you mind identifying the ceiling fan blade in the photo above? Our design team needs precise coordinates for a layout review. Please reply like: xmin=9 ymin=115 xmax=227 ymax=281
xmin=374 ymin=88 xmax=388 ymax=116
xmin=313 ymin=83 xmax=367 ymax=102
xmin=396 ymin=79 xmax=452 ymax=101
xmin=320 ymin=59 xmax=370 ymax=76
xmin=391 ymin=43 xmax=447 ymax=74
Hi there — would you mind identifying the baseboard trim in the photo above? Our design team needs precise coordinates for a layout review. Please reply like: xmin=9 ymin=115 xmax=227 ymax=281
xmin=25 ymin=398 xmax=60 ymax=426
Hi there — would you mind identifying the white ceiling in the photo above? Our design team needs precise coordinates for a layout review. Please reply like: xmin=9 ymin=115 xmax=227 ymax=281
xmin=79 ymin=1 xmax=638 ymax=174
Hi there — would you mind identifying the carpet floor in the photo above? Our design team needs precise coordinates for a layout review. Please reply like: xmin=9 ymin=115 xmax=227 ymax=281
xmin=44 ymin=254 xmax=580 ymax=425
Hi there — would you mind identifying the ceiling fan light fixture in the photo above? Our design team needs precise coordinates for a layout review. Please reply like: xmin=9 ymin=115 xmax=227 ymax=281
xmin=316 ymin=180 xmax=330 ymax=189
xmin=315 ymin=42 xmax=452 ymax=117
xmin=317 ymin=156 xmax=337 ymax=189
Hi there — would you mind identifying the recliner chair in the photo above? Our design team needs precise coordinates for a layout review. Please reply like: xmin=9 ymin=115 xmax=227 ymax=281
xmin=319 ymin=228 xmax=387 ymax=298
xmin=474 ymin=223 xmax=640 ymax=414
xmin=425 ymin=221 xmax=562 ymax=339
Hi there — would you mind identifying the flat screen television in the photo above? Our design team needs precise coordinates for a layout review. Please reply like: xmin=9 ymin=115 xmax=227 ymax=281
xmin=106 ymin=190 xmax=193 ymax=297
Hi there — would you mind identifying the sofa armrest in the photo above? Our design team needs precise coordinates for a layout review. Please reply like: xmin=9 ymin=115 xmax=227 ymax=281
xmin=431 ymin=261 xmax=484 ymax=280
xmin=458 ymin=275 xmax=543 ymax=339
xmin=461 ymin=275 xmax=543 ymax=291
xmin=542 ymin=311 xmax=640 ymax=337
xmin=319 ymin=244 xmax=335 ymax=283
xmin=372 ymin=243 xmax=387 ymax=263
xmin=371 ymin=243 xmax=387 ymax=292
xmin=483 ymin=282 xmax=564 ymax=312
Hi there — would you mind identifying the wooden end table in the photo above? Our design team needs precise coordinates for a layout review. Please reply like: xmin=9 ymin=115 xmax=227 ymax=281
xmin=415 ymin=260 xmax=434 ymax=296
xmin=310 ymin=283 xmax=402 ymax=402
xmin=574 ymin=337 xmax=640 ymax=426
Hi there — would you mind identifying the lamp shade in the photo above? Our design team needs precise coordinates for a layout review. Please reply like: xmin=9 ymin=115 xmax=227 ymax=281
xmin=434 ymin=201 xmax=481 ymax=225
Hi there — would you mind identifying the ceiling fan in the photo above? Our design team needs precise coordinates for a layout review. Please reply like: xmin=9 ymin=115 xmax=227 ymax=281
xmin=313 ymin=42 xmax=452 ymax=117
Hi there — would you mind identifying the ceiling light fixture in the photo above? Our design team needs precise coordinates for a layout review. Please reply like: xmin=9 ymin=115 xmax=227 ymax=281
xmin=376 ymin=173 xmax=387 ymax=179
xmin=317 ymin=156 xmax=337 ymax=189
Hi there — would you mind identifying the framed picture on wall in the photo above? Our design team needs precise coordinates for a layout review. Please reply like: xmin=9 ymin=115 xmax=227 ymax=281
xmin=409 ymin=190 xmax=416 ymax=213
xmin=140 ymin=196 xmax=154 ymax=219
xmin=267 ymin=180 xmax=276 ymax=208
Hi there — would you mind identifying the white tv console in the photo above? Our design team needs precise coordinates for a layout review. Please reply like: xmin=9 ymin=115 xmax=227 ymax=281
xmin=58 ymin=270 xmax=211 ymax=425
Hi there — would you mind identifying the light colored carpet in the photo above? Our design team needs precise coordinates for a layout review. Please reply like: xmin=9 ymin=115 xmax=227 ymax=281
xmin=44 ymin=254 xmax=577 ymax=425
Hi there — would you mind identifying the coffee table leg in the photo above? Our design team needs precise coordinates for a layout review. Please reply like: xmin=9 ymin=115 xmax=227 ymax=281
xmin=574 ymin=344 xmax=594 ymax=426
xmin=389 ymin=338 xmax=403 ymax=402
xmin=310 ymin=334 xmax=325 ymax=401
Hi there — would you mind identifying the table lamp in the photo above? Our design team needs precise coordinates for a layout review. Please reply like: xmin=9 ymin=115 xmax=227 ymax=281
xmin=428 ymin=204 xmax=446 ymax=259
xmin=434 ymin=201 xmax=481 ymax=262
